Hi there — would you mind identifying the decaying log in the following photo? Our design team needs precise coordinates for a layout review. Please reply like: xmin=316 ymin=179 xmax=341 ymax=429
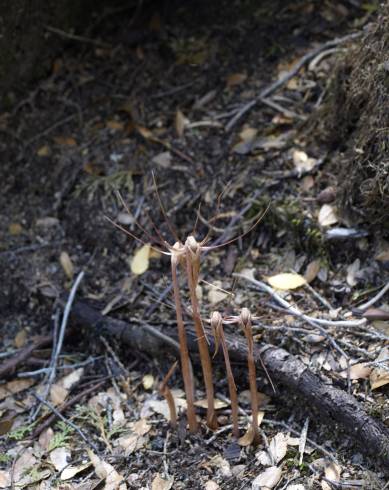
xmin=69 ymin=300 xmax=389 ymax=473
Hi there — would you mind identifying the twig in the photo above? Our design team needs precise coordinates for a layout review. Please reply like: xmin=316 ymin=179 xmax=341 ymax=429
xmin=32 ymin=392 xmax=99 ymax=452
xmin=26 ymin=114 xmax=77 ymax=146
xmin=32 ymin=272 xmax=84 ymax=419
xmin=261 ymin=418 xmax=337 ymax=463
xmin=0 ymin=241 xmax=64 ymax=257
xmin=357 ymin=281 xmax=389 ymax=311
xmin=260 ymin=97 xmax=306 ymax=121
xmin=32 ymin=379 xmax=107 ymax=438
xmin=50 ymin=272 xmax=85 ymax=385
xmin=45 ymin=25 xmax=111 ymax=48
xmin=234 ymin=273 xmax=366 ymax=328
xmin=0 ymin=336 xmax=52 ymax=378
xmin=226 ymin=32 xmax=362 ymax=131
xmin=304 ymin=282 xmax=333 ymax=311
xmin=160 ymin=363 xmax=178 ymax=429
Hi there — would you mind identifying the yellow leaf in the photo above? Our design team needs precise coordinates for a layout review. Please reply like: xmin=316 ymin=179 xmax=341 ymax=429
xmin=142 ymin=374 xmax=154 ymax=390
xmin=60 ymin=251 xmax=74 ymax=279
xmin=131 ymin=244 xmax=151 ymax=275
xmin=266 ymin=273 xmax=306 ymax=290
xmin=37 ymin=145 xmax=51 ymax=157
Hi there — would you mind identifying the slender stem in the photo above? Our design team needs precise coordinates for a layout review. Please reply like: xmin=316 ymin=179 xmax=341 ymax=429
xmin=211 ymin=312 xmax=239 ymax=439
xmin=171 ymin=254 xmax=198 ymax=433
xmin=160 ymin=361 xmax=178 ymax=429
xmin=240 ymin=308 xmax=260 ymax=445
xmin=186 ymin=246 xmax=217 ymax=430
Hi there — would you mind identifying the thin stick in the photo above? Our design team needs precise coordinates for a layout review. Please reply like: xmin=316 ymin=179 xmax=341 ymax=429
xmin=240 ymin=308 xmax=260 ymax=446
xmin=159 ymin=362 xmax=178 ymax=429
xmin=211 ymin=312 xmax=239 ymax=439
xmin=32 ymin=392 xmax=99 ymax=452
xmin=234 ymin=273 xmax=366 ymax=328
xmin=32 ymin=272 xmax=84 ymax=420
xmin=185 ymin=238 xmax=217 ymax=430
xmin=358 ymin=281 xmax=389 ymax=311
xmin=226 ymin=31 xmax=362 ymax=131
xmin=171 ymin=251 xmax=198 ymax=433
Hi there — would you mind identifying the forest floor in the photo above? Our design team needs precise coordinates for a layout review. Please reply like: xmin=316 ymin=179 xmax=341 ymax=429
xmin=0 ymin=1 xmax=388 ymax=488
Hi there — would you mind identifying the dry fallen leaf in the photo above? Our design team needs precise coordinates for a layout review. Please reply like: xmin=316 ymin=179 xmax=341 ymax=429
xmin=14 ymin=328 xmax=28 ymax=348
xmin=130 ymin=244 xmax=151 ymax=275
xmin=304 ymin=260 xmax=320 ymax=283
xmin=194 ymin=398 xmax=228 ymax=409
xmin=60 ymin=251 xmax=74 ymax=280
xmin=142 ymin=374 xmax=154 ymax=390
xmin=0 ymin=471 xmax=10 ymax=489
xmin=151 ymin=473 xmax=174 ymax=490
xmin=238 ymin=412 xmax=265 ymax=446
xmin=266 ymin=272 xmax=306 ymax=290
xmin=61 ymin=462 xmax=91 ymax=480
xmin=318 ymin=204 xmax=338 ymax=227
xmin=292 ymin=150 xmax=316 ymax=173
xmin=252 ymin=466 xmax=282 ymax=490
xmin=106 ymin=120 xmax=124 ymax=130
xmin=50 ymin=383 xmax=69 ymax=406
xmin=115 ymin=433 xmax=147 ymax=456
xmin=53 ymin=136 xmax=77 ymax=146
xmin=88 ymin=450 xmax=126 ymax=490
xmin=152 ymin=151 xmax=172 ymax=168
xmin=322 ymin=462 xmax=341 ymax=490
xmin=208 ymin=455 xmax=232 ymax=478
xmin=346 ymin=259 xmax=360 ymax=287
xmin=207 ymin=281 xmax=229 ymax=305
xmin=49 ymin=446 xmax=71 ymax=472
xmin=37 ymin=145 xmax=51 ymax=157
xmin=226 ymin=73 xmax=247 ymax=87
xmin=204 ymin=481 xmax=220 ymax=490
xmin=0 ymin=378 xmax=35 ymax=401
xmin=256 ymin=432 xmax=288 ymax=466
xmin=175 ymin=109 xmax=188 ymax=138
xmin=370 ymin=346 xmax=389 ymax=390
xmin=38 ymin=427 xmax=54 ymax=451
xmin=345 ymin=362 xmax=371 ymax=380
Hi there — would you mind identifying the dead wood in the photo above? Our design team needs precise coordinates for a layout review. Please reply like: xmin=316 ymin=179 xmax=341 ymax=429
xmin=0 ymin=335 xmax=52 ymax=379
xmin=68 ymin=299 xmax=389 ymax=474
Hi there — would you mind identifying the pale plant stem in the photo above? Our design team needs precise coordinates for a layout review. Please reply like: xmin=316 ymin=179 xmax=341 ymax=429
xmin=171 ymin=255 xmax=198 ymax=433
xmin=220 ymin=331 xmax=239 ymax=438
xmin=240 ymin=309 xmax=260 ymax=446
xmin=160 ymin=361 xmax=178 ymax=429
xmin=186 ymin=249 xmax=217 ymax=430
xmin=211 ymin=312 xmax=239 ymax=439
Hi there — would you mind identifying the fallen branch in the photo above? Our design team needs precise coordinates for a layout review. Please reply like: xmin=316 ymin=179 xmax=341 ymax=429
xmin=0 ymin=336 xmax=52 ymax=379
xmin=68 ymin=300 xmax=389 ymax=474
